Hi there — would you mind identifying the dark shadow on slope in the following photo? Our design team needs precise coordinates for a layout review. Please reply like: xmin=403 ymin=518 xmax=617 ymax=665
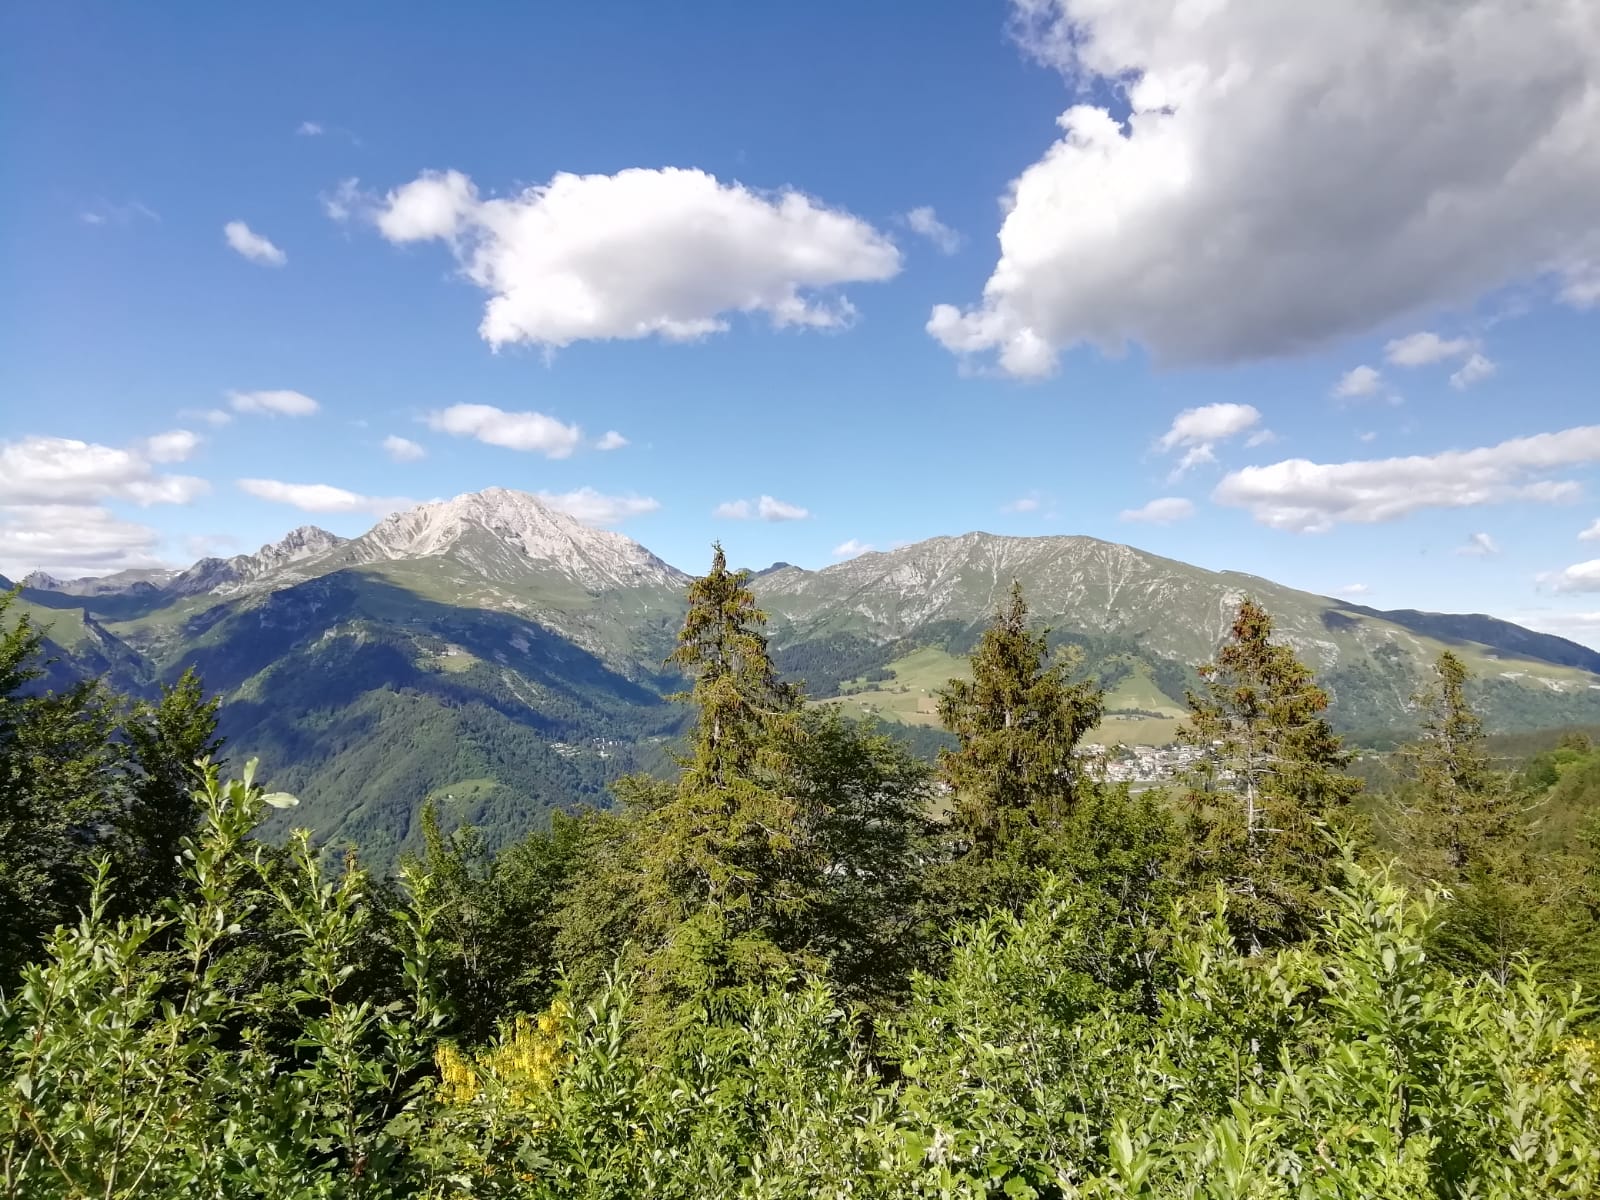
xmin=161 ymin=570 xmax=688 ymax=866
xmin=1337 ymin=604 xmax=1600 ymax=674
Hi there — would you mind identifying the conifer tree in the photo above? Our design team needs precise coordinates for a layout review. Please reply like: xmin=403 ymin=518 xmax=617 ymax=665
xmin=119 ymin=667 xmax=223 ymax=907
xmin=637 ymin=543 xmax=813 ymax=1002
xmin=1393 ymin=650 xmax=1516 ymax=883
xmin=934 ymin=581 xmax=1103 ymax=910
xmin=1392 ymin=651 xmax=1571 ymax=982
xmin=0 ymin=591 xmax=223 ymax=982
xmin=1177 ymin=598 xmax=1361 ymax=952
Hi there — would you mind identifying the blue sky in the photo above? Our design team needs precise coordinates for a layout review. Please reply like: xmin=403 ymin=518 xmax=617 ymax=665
xmin=4 ymin=0 xmax=1600 ymax=645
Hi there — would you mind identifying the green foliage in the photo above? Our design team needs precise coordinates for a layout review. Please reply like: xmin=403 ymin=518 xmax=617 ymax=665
xmin=2 ymin=764 xmax=1599 ymax=1196
xmin=1390 ymin=651 xmax=1509 ymax=881
xmin=6 ymin=565 xmax=1600 ymax=1197
xmin=0 ymin=760 xmax=446 ymax=1198
xmin=769 ymin=707 xmax=939 ymax=1009
xmin=1178 ymin=598 xmax=1364 ymax=953
xmin=416 ymin=859 xmax=1600 ymax=1198
xmin=0 ymin=590 xmax=222 ymax=984
xmin=632 ymin=543 xmax=813 ymax=1004
xmin=1384 ymin=653 xmax=1598 ymax=989
xmin=935 ymin=581 xmax=1104 ymax=913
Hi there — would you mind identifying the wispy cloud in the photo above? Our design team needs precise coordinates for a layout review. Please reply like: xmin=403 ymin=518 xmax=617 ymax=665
xmin=382 ymin=435 xmax=426 ymax=463
xmin=713 ymin=495 xmax=811 ymax=521
xmin=224 ymin=221 xmax=286 ymax=266
xmin=901 ymin=206 xmax=961 ymax=254
xmin=229 ymin=390 xmax=320 ymax=417
xmin=78 ymin=199 xmax=159 ymax=227
xmin=237 ymin=478 xmax=411 ymax=516
xmin=1119 ymin=497 xmax=1195 ymax=525
xmin=537 ymin=487 xmax=659 ymax=526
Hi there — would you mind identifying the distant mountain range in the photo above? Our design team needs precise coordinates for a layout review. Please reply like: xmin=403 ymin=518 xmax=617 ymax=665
xmin=8 ymin=487 xmax=1599 ymax=862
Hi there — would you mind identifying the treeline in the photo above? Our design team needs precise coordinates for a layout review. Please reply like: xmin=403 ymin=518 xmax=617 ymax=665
xmin=2 ymin=561 xmax=1599 ymax=1197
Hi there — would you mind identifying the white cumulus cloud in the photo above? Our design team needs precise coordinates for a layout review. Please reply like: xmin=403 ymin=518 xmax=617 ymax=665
xmin=382 ymin=435 xmax=426 ymax=463
xmin=1333 ymin=366 xmax=1385 ymax=400
xmin=423 ymin=403 xmax=581 ymax=458
xmin=1214 ymin=425 xmax=1600 ymax=532
xmin=0 ymin=433 xmax=208 ymax=576
xmin=1156 ymin=403 xmax=1264 ymax=477
xmin=1384 ymin=331 xmax=1497 ymax=390
xmin=1541 ymin=559 xmax=1600 ymax=594
xmin=237 ymin=479 xmax=412 ymax=516
xmin=0 ymin=435 xmax=208 ymax=507
xmin=1457 ymin=532 xmax=1501 ymax=557
xmin=1581 ymin=518 xmax=1600 ymax=542
xmin=229 ymin=389 xmax=320 ymax=418
xmin=1385 ymin=332 xmax=1476 ymax=367
xmin=930 ymin=0 xmax=1600 ymax=376
xmin=0 ymin=505 xmax=168 ymax=578
xmin=1119 ymin=496 xmax=1195 ymax=524
xmin=1450 ymin=353 xmax=1497 ymax=390
xmin=903 ymin=206 xmax=962 ymax=254
xmin=1158 ymin=403 xmax=1261 ymax=451
xmin=363 ymin=166 xmax=901 ymax=349
xmin=224 ymin=220 xmax=286 ymax=266
xmin=832 ymin=538 xmax=875 ymax=558
xmin=536 ymin=487 xmax=660 ymax=526
xmin=142 ymin=430 xmax=201 ymax=463
xmin=1334 ymin=583 xmax=1371 ymax=598
xmin=595 ymin=430 xmax=629 ymax=451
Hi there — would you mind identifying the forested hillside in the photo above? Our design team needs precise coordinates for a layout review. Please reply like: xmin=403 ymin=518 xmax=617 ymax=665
xmin=3 ymin=558 xmax=1599 ymax=1197
xmin=13 ymin=491 xmax=1600 ymax=865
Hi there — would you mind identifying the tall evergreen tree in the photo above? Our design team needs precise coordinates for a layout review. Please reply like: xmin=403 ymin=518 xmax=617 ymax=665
xmin=934 ymin=581 xmax=1103 ymax=910
xmin=0 ymin=590 xmax=223 ymax=982
xmin=1392 ymin=651 xmax=1575 ymax=983
xmin=775 ymin=707 xmax=937 ymax=1009
xmin=1177 ymin=598 xmax=1362 ymax=952
xmin=1392 ymin=650 xmax=1516 ymax=884
xmin=1 ymin=592 xmax=122 ymax=981
xmin=119 ymin=667 xmax=223 ymax=907
xmin=636 ymin=544 xmax=813 ymax=1003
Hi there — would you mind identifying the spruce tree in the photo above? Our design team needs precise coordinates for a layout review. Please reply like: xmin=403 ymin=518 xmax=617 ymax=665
xmin=1393 ymin=650 xmax=1516 ymax=883
xmin=1393 ymin=651 xmax=1567 ymax=982
xmin=1177 ymin=598 xmax=1362 ymax=952
xmin=119 ymin=667 xmax=223 ymax=907
xmin=0 ymin=591 xmax=223 ymax=982
xmin=637 ymin=543 xmax=812 ymax=1003
xmin=934 ymin=581 xmax=1103 ymax=909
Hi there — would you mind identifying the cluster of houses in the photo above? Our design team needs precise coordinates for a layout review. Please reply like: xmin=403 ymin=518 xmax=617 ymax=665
xmin=1080 ymin=741 xmax=1206 ymax=784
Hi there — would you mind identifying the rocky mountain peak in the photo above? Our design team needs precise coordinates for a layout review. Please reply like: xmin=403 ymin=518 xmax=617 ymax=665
xmin=251 ymin=525 xmax=346 ymax=570
xmin=347 ymin=488 xmax=685 ymax=591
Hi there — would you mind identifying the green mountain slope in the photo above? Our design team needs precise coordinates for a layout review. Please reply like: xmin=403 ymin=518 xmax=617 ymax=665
xmin=756 ymin=533 xmax=1600 ymax=735
xmin=12 ymin=496 xmax=1600 ymax=862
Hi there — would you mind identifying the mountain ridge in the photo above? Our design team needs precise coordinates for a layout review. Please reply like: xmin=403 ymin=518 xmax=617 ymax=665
xmin=9 ymin=488 xmax=1600 ymax=860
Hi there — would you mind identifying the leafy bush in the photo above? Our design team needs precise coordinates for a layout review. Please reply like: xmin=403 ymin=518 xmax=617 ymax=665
xmin=0 ymin=762 xmax=445 ymax=1199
